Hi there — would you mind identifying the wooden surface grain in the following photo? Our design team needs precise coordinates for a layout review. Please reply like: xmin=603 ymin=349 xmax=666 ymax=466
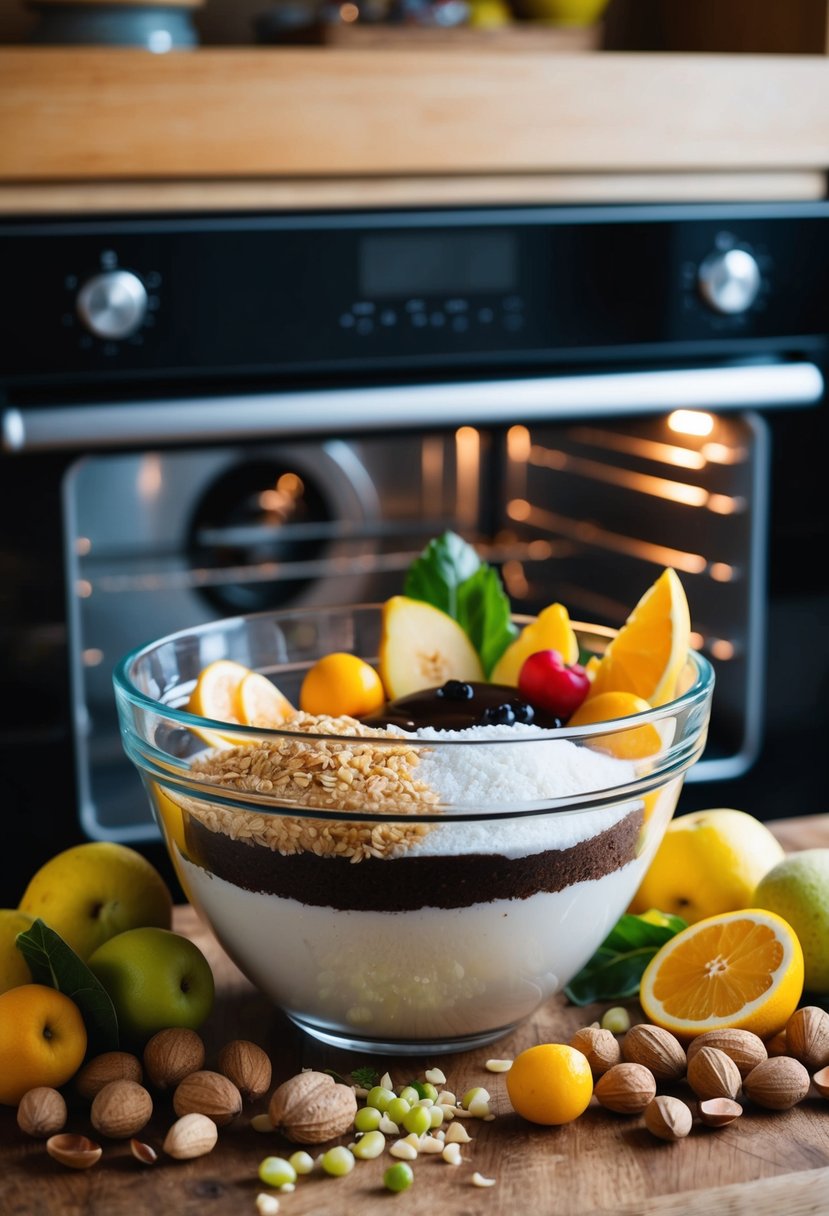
xmin=2 ymin=50 xmax=829 ymax=182
xmin=2 ymin=815 xmax=828 ymax=1216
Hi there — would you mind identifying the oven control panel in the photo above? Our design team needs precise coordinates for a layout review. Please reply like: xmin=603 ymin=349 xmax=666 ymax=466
xmin=2 ymin=203 xmax=827 ymax=388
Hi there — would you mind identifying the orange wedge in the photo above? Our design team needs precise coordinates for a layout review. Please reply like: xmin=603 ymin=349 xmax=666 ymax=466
xmin=586 ymin=568 xmax=691 ymax=707
xmin=639 ymin=909 xmax=804 ymax=1041
xmin=568 ymin=690 xmax=663 ymax=760
xmin=235 ymin=671 xmax=294 ymax=728
xmin=490 ymin=602 xmax=579 ymax=685
xmin=187 ymin=659 xmax=249 ymax=723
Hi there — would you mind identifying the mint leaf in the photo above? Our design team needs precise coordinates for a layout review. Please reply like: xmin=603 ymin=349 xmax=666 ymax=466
xmin=404 ymin=531 xmax=481 ymax=619
xmin=16 ymin=919 xmax=119 ymax=1054
xmin=352 ymin=1066 xmax=379 ymax=1089
xmin=457 ymin=565 xmax=518 ymax=677
xmin=564 ymin=912 xmax=687 ymax=1007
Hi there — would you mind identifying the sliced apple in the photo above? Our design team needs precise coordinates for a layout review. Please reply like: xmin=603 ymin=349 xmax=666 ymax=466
xmin=379 ymin=596 xmax=484 ymax=699
xmin=489 ymin=602 xmax=579 ymax=686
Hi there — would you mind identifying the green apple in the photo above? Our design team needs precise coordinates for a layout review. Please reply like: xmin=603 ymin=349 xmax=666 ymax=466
xmin=0 ymin=909 xmax=34 ymax=995
xmin=18 ymin=842 xmax=172 ymax=960
xmin=87 ymin=927 xmax=214 ymax=1046
xmin=753 ymin=848 xmax=829 ymax=994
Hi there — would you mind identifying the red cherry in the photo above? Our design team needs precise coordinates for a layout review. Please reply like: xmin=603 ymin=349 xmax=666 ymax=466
xmin=517 ymin=650 xmax=590 ymax=720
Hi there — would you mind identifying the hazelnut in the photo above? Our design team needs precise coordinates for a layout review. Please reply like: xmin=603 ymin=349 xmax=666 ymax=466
xmin=217 ymin=1039 xmax=272 ymax=1102
xmin=90 ymin=1079 xmax=153 ymax=1140
xmin=163 ymin=1112 xmax=218 ymax=1160
xmin=593 ymin=1063 xmax=657 ymax=1115
xmin=173 ymin=1070 xmax=242 ymax=1126
xmin=569 ymin=1027 xmax=621 ymax=1077
xmin=743 ymin=1056 xmax=810 ymax=1110
xmin=268 ymin=1070 xmax=357 ymax=1144
xmin=143 ymin=1028 xmax=205 ymax=1091
xmin=46 ymin=1133 xmax=102 ymax=1170
xmin=75 ymin=1051 xmax=143 ymax=1100
xmin=785 ymin=1006 xmax=829 ymax=1072
xmin=685 ymin=1029 xmax=767 ymax=1079
xmin=17 ymin=1087 xmax=67 ymax=1138
xmin=621 ymin=1024 xmax=686 ymax=1081
xmin=698 ymin=1097 xmax=742 ymax=1128
xmin=644 ymin=1095 xmax=693 ymax=1141
xmin=686 ymin=1046 xmax=742 ymax=1102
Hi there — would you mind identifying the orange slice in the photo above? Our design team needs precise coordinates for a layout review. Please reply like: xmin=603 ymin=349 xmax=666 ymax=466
xmin=235 ymin=671 xmax=294 ymax=728
xmin=490 ymin=602 xmax=579 ymax=686
xmin=187 ymin=659 xmax=249 ymax=723
xmin=639 ymin=909 xmax=804 ymax=1041
xmin=586 ymin=569 xmax=691 ymax=707
xmin=567 ymin=690 xmax=663 ymax=760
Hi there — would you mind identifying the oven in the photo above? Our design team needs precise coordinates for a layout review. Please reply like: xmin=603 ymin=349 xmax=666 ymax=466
xmin=1 ymin=200 xmax=828 ymax=897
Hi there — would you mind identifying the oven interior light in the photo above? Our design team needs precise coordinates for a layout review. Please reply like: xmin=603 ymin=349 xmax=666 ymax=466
xmin=667 ymin=410 xmax=715 ymax=437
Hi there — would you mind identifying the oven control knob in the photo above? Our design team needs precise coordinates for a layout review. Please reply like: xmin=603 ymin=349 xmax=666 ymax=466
xmin=76 ymin=270 xmax=148 ymax=340
xmin=697 ymin=248 xmax=762 ymax=315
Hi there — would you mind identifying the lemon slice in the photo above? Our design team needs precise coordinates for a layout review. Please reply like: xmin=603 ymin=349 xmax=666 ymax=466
xmin=490 ymin=602 xmax=579 ymax=686
xmin=187 ymin=659 xmax=249 ymax=723
xmin=639 ymin=909 xmax=804 ymax=1041
xmin=586 ymin=568 xmax=691 ymax=707
xmin=235 ymin=671 xmax=294 ymax=728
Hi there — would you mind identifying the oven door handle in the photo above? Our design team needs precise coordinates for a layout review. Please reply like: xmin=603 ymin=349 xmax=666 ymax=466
xmin=2 ymin=362 xmax=823 ymax=452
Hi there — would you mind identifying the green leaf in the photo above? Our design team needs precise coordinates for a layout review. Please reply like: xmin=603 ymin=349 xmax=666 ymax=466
xmin=456 ymin=565 xmax=518 ymax=677
xmin=16 ymin=919 xmax=119 ymax=1054
xmin=404 ymin=531 xmax=481 ymax=619
xmin=564 ymin=911 xmax=687 ymax=1007
xmin=352 ymin=1066 xmax=379 ymax=1089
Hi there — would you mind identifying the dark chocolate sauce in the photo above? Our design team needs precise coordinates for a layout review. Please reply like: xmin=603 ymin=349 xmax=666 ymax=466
xmin=362 ymin=681 xmax=562 ymax=731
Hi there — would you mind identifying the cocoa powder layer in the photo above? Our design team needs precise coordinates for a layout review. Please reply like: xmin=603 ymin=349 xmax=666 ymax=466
xmin=183 ymin=808 xmax=644 ymax=912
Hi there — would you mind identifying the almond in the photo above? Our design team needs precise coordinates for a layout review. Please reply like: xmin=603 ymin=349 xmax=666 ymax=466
xmin=163 ymin=1112 xmax=218 ymax=1160
xmin=217 ymin=1040 xmax=272 ymax=1102
xmin=643 ymin=1095 xmax=692 ymax=1141
xmin=173 ymin=1070 xmax=242 ymax=1126
xmin=91 ymin=1080 xmax=153 ymax=1140
xmin=17 ymin=1088 xmax=67 ymax=1138
xmin=621 ymin=1024 xmax=686 ymax=1081
xmin=268 ymin=1070 xmax=357 ymax=1144
xmin=75 ymin=1051 xmax=143 ymax=1100
xmin=785 ymin=1007 xmax=829 ymax=1072
xmin=143 ymin=1028 xmax=205 ymax=1091
xmin=593 ymin=1063 xmax=657 ymax=1114
xmin=685 ymin=1029 xmax=767 ymax=1079
xmin=569 ymin=1027 xmax=621 ymax=1077
xmin=686 ymin=1046 xmax=742 ymax=1101
xmin=698 ymin=1097 xmax=742 ymax=1127
xmin=743 ymin=1055 xmax=810 ymax=1110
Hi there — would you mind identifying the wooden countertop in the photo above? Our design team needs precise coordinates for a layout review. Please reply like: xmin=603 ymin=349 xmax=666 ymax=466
xmin=3 ymin=814 xmax=828 ymax=1216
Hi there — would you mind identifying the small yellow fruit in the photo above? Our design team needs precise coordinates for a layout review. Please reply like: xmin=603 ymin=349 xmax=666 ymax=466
xmin=300 ymin=653 xmax=386 ymax=719
xmin=506 ymin=1043 xmax=593 ymax=1125
xmin=628 ymin=808 xmax=785 ymax=924
xmin=0 ymin=985 xmax=88 ymax=1106
xmin=0 ymin=909 xmax=34 ymax=995
xmin=490 ymin=602 xmax=579 ymax=686
xmin=753 ymin=850 xmax=829 ymax=994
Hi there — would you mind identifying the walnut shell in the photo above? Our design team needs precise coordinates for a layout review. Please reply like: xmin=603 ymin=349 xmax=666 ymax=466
xmin=813 ymin=1065 xmax=829 ymax=1098
xmin=217 ymin=1039 xmax=272 ymax=1102
xmin=268 ymin=1070 xmax=357 ymax=1144
xmin=644 ymin=1095 xmax=693 ymax=1141
xmin=143 ymin=1028 xmax=205 ymax=1091
xmin=173 ymin=1070 xmax=242 ymax=1126
xmin=743 ymin=1056 xmax=810 ymax=1110
xmin=75 ymin=1052 xmax=143 ymax=1100
xmin=17 ymin=1087 xmax=67 ymax=1138
xmin=686 ymin=1046 xmax=742 ymax=1101
xmin=698 ymin=1097 xmax=743 ymax=1128
xmin=90 ymin=1080 xmax=153 ymax=1140
xmin=569 ymin=1027 xmax=621 ymax=1077
xmin=785 ymin=1006 xmax=829 ymax=1072
xmin=621 ymin=1024 xmax=686 ymax=1081
xmin=593 ymin=1063 xmax=657 ymax=1114
xmin=686 ymin=1029 xmax=767 ymax=1079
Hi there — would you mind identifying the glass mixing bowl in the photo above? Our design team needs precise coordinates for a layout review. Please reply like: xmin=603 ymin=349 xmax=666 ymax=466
xmin=113 ymin=605 xmax=714 ymax=1055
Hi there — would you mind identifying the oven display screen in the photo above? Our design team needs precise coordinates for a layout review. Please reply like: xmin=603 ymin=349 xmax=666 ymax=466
xmin=359 ymin=232 xmax=517 ymax=298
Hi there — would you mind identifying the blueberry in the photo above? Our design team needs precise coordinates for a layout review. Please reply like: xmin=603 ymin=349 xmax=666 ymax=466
xmin=479 ymin=703 xmax=517 ymax=726
xmin=512 ymin=701 xmax=535 ymax=725
xmin=438 ymin=680 xmax=475 ymax=701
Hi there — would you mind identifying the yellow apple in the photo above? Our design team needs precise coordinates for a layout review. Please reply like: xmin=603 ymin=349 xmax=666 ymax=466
xmin=0 ymin=909 xmax=35 ymax=995
xmin=18 ymin=842 xmax=172 ymax=961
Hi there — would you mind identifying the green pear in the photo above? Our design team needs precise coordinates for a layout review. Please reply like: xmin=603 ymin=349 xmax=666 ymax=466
xmin=754 ymin=849 xmax=829 ymax=994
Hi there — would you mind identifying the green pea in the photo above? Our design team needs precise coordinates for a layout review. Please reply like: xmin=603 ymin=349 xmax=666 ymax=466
xmin=367 ymin=1085 xmax=395 ymax=1112
xmin=258 ymin=1157 xmax=297 ymax=1188
xmin=354 ymin=1105 xmax=382 ymax=1132
xmin=386 ymin=1097 xmax=411 ymax=1126
xmin=288 ymin=1151 xmax=315 ymax=1175
xmin=384 ymin=1162 xmax=414 ymax=1193
xmin=421 ymin=1083 xmax=439 ymax=1102
xmin=353 ymin=1130 xmax=386 ymax=1160
xmin=321 ymin=1146 xmax=355 ymax=1177
xmin=402 ymin=1106 xmax=431 ymax=1137
xmin=398 ymin=1086 xmax=420 ymax=1105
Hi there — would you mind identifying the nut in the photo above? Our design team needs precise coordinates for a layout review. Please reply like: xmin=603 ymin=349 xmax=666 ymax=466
xmin=75 ymin=1051 xmax=143 ymax=1100
xmin=173 ymin=1070 xmax=242 ymax=1126
xmin=685 ymin=1029 xmax=767 ymax=1079
xmin=785 ymin=1007 xmax=829 ymax=1072
xmin=163 ymin=1112 xmax=218 ymax=1160
xmin=91 ymin=1080 xmax=153 ymax=1140
xmin=765 ymin=1030 xmax=788 ymax=1056
xmin=17 ymin=1087 xmax=67 ymax=1138
xmin=698 ymin=1097 xmax=742 ymax=1128
xmin=46 ymin=1133 xmax=103 ymax=1169
xmin=143 ymin=1028 xmax=205 ymax=1091
xmin=593 ymin=1063 xmax=657 ymax=1114
xmin=217 ymin=1039 xmax=272 ymax=1102
xmin=813 ymin=1065 xmax=829 ymax=1098
xmin=686 ymin=1046 xmax=742 ymax=1101
xmin=743 ymin=1056 xmax=810 ymax=1110
xmin=570 ymin=1027 xmax=621 ymax=1077
xmin=268 ymin=1070 xmax=357 ymax=1144
xmin=621 ymin=1024 xmax=686 ymax=1081
xmin=130 ymin=1139 xmax=158 ymax=1165
xmin=643 ymin=1095 xmax=693 ymax=1141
